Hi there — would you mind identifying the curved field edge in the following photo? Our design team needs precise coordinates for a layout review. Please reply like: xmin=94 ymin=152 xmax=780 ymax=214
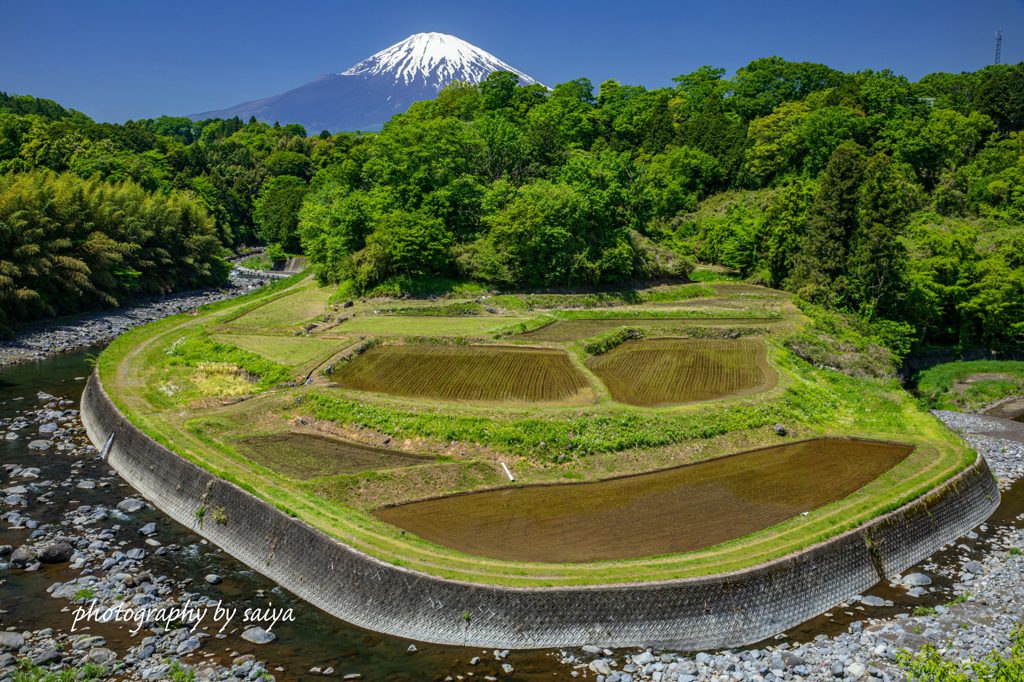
xmin=95 ymin=283 xmax=977 ymax=587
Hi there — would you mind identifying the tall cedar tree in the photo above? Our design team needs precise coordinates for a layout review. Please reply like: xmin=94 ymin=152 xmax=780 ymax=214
xmin=851 ymin=154 xmax=911 ymax=318
xmin=790 ymin=142 xmax=868 ymax=308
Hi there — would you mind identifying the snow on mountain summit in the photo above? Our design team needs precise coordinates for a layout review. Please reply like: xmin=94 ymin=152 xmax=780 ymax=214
xmin=340 ymin=33 xmax=539 ymax=89
xmin=188 ymin=33 xmax=541 ymax=132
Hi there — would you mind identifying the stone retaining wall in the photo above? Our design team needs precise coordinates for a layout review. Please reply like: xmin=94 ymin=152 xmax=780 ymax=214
xmin=81 ymin=371 xmax=1000 ymax=650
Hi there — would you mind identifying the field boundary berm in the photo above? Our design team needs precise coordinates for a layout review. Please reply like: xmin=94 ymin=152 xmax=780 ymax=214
xmin=80 ymin=370 xmax=1000 ymax=650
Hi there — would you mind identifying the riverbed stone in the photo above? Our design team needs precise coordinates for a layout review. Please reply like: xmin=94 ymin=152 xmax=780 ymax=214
xmin=38 ymin=542 xmax=74 ymax=564
xmin=240 ymin=627 xmax=276 ymax=644
xmin=117 ymin=498 xmax=146 ymax=513
xmin=31 ymin=648 xmax=62 ymax=666
xmin=860 ymin=595 xmax=886 ymax=606
xmin=205 ymin=574 xmax=222 ymax=584
xmin=903 ymin=572 xmax=932 ymax=586
xmin=27 ymin=440 xmax=50 ymax=450
xmin=85 ymin=647 xmax=118 ymax=666
xmin=9 ymin=545 xmax=38 ymax=568
xmin=140 ymin=522 xmax=157 ymax=535
xmin=964 ymin=560 xmax=984 ymax=574
xmin=0 ymin=631 xmax=25 ymax=652
xmin=177 ymin=637 xmax=202 ymax=654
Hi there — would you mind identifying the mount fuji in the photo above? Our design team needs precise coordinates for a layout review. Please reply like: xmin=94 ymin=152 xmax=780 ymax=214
xmin=188 ymin=33 xmax=541 ymax=133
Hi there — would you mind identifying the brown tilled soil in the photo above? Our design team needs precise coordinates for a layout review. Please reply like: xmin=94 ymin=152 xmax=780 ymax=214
xmin=374 ymin=438 xmax=913 ymax=563
xmin=330 ymin=344 xmax=594 ymax=406
xmin=586 ymin=338 xmax=778 ymax=407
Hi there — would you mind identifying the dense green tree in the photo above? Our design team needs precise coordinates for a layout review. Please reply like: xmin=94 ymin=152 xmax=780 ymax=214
xmin=254 ymin=175 xmax=308 ymax=249
xmin=679 ymin=95 xmax=747 ymax=182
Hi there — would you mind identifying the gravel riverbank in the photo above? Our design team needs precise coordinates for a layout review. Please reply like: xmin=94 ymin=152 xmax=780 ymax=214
xmin=0 ymin=278 xmax=267 ymax=369
xmin=1 ymin=390 xmax=287 ymax=681
xmin=932 ymin=410 xmax=1024 ymax=489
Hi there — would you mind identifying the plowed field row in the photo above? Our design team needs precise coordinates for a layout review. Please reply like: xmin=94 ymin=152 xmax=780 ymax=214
xmin=587 ymin=338 xmax=777 ymax=406
xmin=331 ymin=345 xmax=593 ymax=405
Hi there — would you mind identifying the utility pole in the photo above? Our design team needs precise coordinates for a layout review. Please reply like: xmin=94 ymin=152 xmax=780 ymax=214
xmin=996 ymin=29 xmax=1003 ymax=65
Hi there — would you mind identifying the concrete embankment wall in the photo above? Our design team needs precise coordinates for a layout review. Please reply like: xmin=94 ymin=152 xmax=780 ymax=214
xmin=81 ymin=371 xmax=1000 ymax=650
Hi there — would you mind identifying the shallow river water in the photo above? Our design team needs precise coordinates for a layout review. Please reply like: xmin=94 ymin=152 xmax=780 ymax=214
xmin=2 ymin=348 xmax=1020 ymax=680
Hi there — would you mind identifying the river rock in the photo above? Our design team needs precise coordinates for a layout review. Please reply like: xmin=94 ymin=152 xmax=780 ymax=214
xmin=502 ymin=664 xmax=514 ymax=674
xmin=772 ymin=423 xmax=787 ymax=436
xmin=117 ymin=498 xmax=146 ymax=513
xmin=964 ymin=561 xmax=984 ymax=574
xmin=126 ymin=548 xmax=145 ymax=560
xmin=0 ymin=545 xmax=10 ymax=556
xmin=0 ymin=631 xmax=25 ymax=652
xmin=9 ymin=545 xmax=38 ymax=568
xmin=39 ymin=542 xmax=74 ymax=564
xmin=846 ymin=662 xmax=866 ymax=679
xmin=38 ymin=423 xmax=58 ymax=433
xmin=177 ymin=637 xmax=202 ymax=654
xmin=241 ymin=627 xmax=276 ymax=644
xmin=205 ymin=574 xmax=222 ymax=584
xmin=31 ymin=648 xmax=62 ymax=666
xmin=860 ymin=595 xmax=886 ymax=606
xmin=140 ymin=522 xmax=157 ymax=535
xmin=75 ymin=636 xmax=106 ymax=649
xmin=27 ymin=440 xmax=50 ymax=450
xmin=903 ymin=572 xmax=932 ymax=586
xmin=590 ymin=660 xmax=612 ymax=675
xmin=85 ymin=647 xmax=118 ymax=666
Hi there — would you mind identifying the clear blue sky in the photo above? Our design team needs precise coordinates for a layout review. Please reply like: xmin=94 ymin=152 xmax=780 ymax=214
xmin=1 ymin=0 xmax=1021 ymax=123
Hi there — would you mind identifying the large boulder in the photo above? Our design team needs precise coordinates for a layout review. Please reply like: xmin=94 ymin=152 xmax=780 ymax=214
xmin=38 ymin=542 xmax=74 ymax=564
xmin=0 ymin=631 xmax=25 ymax=652
xmin=9 ymin=546 xmax=38 ymax=568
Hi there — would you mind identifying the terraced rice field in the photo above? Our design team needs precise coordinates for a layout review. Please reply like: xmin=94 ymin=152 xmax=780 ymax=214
xmin=515 ymin=318 xmax=776 ymax=342
xmin=234 ymin=432 xmax=432 ymax=480
xmin=331 ymin=345 xmax=593 ymax=405
xmin=340 ymin=315 xmax=513 ymax=336
xmin=211 ymin=334 xmax=346 ymax=366
xmin=229 ymin=288 xmax=333 ymax=328
xmin=374 ymin=438 xmax=913 ymax=563
xmin=587 ymin=338 xmax=777 ymax=406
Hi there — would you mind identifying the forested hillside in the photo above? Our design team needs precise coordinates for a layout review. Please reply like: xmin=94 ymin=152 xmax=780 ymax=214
xmin=3 ymin=58 xmax=1024 ymax=352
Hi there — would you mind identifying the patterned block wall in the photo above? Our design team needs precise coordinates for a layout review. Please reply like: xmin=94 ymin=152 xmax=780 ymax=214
xmin=81 ymin=372 xmax=999 ymax=650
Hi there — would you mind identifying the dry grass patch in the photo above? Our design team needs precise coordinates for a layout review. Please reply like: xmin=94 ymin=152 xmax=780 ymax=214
xmin=234 ymin=432 xmax=433 ymax=480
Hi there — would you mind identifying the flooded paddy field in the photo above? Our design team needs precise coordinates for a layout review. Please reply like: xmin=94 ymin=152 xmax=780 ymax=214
xmin=375 ymin=438 xmax=913 ymax=563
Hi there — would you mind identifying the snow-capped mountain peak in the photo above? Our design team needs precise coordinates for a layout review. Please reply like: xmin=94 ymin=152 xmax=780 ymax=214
xmin=340 ymin=32 xmax=539 ymax=89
